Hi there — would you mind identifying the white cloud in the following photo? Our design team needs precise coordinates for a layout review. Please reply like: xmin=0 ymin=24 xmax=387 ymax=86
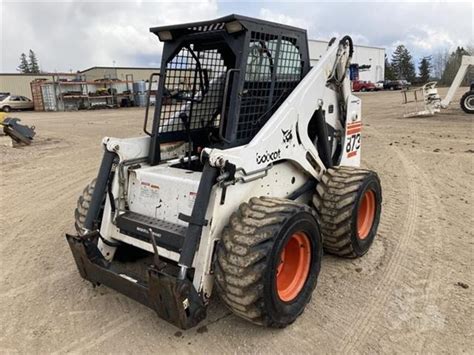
xmin=1 ymin=0 xmax=219 ymax=72
xmin=258 ymin=8 xmax=313 ymax=32
xmin=324 ymin=32 xmax=370 ymax=46
xmin=403 ymin=25 xmax=464 ymax=52
xmin=256 ymin=2 xmax=472 ymax=63
xmin=1 ymin=1 xmax=471 ymax=73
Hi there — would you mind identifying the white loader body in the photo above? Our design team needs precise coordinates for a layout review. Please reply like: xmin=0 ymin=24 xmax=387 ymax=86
xmin=97 ymin=37 xmax=362 ymax=296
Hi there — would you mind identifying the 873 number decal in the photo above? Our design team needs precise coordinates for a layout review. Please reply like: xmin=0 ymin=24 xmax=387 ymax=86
xmin=346 ymin=133 xmax=361 ymax=157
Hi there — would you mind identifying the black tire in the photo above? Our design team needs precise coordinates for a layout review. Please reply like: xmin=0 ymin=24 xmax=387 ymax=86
xmin=460 ymin=90 xmax=474 ymax=114
xmin=2 ymin=106 xmax=11 ymax=112
xmin=214 ymin=197 xmax=322 ymax=328
xmin=313 ymin=166 xmax=382 ymax=258
xmin=74 ymin=179 xmax=99 ymax=236
xmin=389 ymin=86 xmax=394 ymax=91
xmin=361 ymin=87 xmax=366 ymax=92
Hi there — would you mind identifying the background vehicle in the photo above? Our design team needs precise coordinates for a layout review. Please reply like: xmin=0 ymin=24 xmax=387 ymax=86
xmin=352 ymin=80 xmax=376 ymax=92
xmin=67 ymin=15 xmax=383 ymax=330
xmin=384 ymin=80 xmax=410 ymax=90
xmin=441 ymin=56 xmax=474 ymax=114
xmin=400 ymin=80 xmax=411 ymax=89
xmin=0 ymin=95 xmax=34 ymax=112
xmin=460 ymin=81 xmax=474 ymax=113
xmin=375 ymin=80 xmax=384 ymax=90
xmin=402 ymin=56 xmax=474 ymax=117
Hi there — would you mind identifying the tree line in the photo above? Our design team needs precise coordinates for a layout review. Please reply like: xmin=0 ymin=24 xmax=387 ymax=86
xmin=17 ymin=50 xmax=41 ymax=73
xmin=385 ymin=44 xmax=472 ymax=85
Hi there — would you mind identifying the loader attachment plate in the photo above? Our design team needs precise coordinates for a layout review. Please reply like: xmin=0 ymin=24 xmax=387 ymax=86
xmin=1 ymin=117 xmax=36 ymax=145
xmin=66 ymin=233 xmax=206 ymax=329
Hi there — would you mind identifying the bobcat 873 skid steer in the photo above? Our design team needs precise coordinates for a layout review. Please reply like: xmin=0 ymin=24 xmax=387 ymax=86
xmin=67 ymin=15 xmax=382 ymax=329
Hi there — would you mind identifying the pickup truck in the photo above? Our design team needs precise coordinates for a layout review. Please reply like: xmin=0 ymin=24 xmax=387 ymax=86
xmin=352 ymin=80 xmax=376 ymax=92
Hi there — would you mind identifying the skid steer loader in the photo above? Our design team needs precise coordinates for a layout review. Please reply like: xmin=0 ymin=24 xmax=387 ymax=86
xmin=67 ymin=15 xmax=382 ymax=329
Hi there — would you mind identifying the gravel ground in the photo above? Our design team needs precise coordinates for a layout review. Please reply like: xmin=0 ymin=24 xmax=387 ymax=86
xmin=0 ymin=88 xmax=472 ymax=354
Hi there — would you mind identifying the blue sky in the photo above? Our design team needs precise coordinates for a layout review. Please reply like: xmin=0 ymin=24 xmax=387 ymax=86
xmin=1 ymin=1 xmax=472 ymax=72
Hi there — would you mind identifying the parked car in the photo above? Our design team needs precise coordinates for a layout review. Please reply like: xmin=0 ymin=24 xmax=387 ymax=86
xmin=400 ymin=80 xmax=411 ymax=89
xmin=352 ymin=80 xmax=376 ymax=92
xmin=384 ymin=80 xmax=411 ymax=90
xmin=0 ymin=95 xmax=34 ymax=112
xmin=375 ymin=81 xmax=384 ymax=90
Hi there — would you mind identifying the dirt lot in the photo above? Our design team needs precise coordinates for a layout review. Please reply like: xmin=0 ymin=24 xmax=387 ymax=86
xmin=1 ymin=88 xmax=472 ymax=354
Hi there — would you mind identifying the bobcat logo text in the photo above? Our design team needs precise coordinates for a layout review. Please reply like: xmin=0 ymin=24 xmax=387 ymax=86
xmin=256 ymin=149 xmax=281 ymax=164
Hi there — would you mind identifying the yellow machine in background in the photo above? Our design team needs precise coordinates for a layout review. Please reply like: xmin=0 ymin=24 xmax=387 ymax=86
xmin=0 ymin=113 xmax=36 ymax=145
xmin=0 ymin=112 xmax=7 ymax=124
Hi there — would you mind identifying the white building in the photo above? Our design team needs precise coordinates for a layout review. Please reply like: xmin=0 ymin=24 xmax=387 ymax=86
xmin=309 ymin=39 xmax=385 ymax=83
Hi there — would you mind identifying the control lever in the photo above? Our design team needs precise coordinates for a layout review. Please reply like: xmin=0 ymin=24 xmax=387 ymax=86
xmin=179 ymin=113 xmax=193 ymax=168
xmin=148 ymin=228 xmax=165 ymax=270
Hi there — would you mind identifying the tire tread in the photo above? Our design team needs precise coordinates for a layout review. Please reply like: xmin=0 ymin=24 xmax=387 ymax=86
xmin=313 ymin=166 xmax=379 ymax=258
xmin=74 ymin=179 xmax=96 ymax=235
xmin=215 ymin=197 xmax=315 ymax=326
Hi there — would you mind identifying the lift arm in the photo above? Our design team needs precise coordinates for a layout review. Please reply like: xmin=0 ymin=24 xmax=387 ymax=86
xmin=203 ymin=37 xmax=357 ymax=180
xmin=441 ymin=55 xmax=474 ymax=108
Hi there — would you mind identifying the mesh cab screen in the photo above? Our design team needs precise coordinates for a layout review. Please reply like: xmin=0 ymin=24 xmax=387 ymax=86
xmin=236 ymin=32 xmax=302 ymax=142
xmin=158 ymin=45 xmax=228 ymax=134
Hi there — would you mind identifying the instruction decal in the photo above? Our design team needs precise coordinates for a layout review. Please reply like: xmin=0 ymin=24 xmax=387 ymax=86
xmin=139 ymin=181 xmax=160 ymax=202
xmin=188 ymin=191 xmax=197 ymax=208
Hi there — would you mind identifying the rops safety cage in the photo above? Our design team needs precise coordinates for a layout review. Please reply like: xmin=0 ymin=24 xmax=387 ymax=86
xmin=148 ymin=14 xmax=311 ymax=165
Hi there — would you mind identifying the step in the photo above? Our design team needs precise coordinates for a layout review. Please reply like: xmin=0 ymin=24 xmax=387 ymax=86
xmin=116 ymin=211 xmax=186 ymax=253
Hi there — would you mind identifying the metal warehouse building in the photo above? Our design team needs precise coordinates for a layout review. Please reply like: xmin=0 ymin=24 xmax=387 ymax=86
xmin=309 ymin=40 xmax=385 ymax=83
xmin=80 ymin=66 xmax=159 ymax=82
xmin=0 ymin=67 xmax=159 ymax=100
xmin=0 ymin=73 xmax=76 ymax=98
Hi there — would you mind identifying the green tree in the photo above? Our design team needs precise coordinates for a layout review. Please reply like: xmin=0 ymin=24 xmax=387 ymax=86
xmin=17 ymin=53 xmax=30 ymax=73
xmin=440 ymin=47 xmax=470 ymax=85
xmin=384 ymin=54 xmax=396 ymax=80
xmin=28 ymin=49 xmax=40 ymax=73
xmin=418 ymin=56 xmax=432 ymax=83
xmin=391 ymin=44 xmax=416 ymax=81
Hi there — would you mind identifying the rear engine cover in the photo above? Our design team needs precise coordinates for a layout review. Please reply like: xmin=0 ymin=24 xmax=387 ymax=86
xmin=128 ymin=165 xmax=201 ymax=226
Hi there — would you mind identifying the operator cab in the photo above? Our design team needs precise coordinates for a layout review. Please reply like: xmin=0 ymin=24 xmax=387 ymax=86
xmin=147 ymin=14 xmax=310 ymax=166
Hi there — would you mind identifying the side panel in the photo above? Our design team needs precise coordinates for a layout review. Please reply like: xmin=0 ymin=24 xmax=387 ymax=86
xmin=340 ymin=94 xmax=362 ymax=167
xmin=321 ymin=88 xmax=342 ymax=131
xmin=104 ymin=136 xmax=150 ymax=161
xmin=192 ymin=161 xmax=309 ymax=295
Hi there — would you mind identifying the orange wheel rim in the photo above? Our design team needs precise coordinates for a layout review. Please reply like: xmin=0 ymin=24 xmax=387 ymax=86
xmin=357 ymin=190 xmax=376 ymax=239
xmin=276 ymin=232 xmax=311 ymax=302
